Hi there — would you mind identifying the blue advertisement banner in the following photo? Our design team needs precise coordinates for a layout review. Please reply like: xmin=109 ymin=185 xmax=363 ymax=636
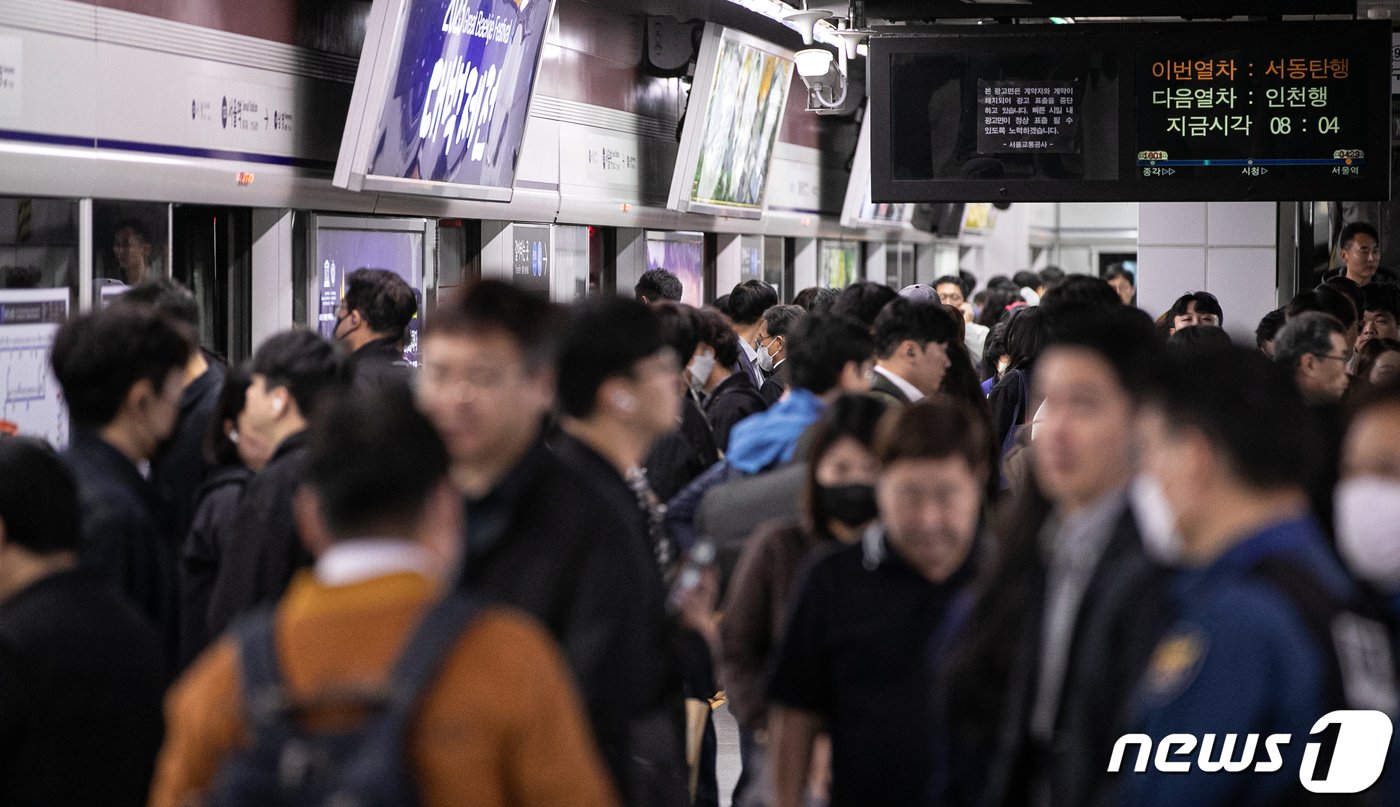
xmin=647 ymin=237 xmax=704 ymax=307
xmin=368 ymin=0 xmax=553 ymax=192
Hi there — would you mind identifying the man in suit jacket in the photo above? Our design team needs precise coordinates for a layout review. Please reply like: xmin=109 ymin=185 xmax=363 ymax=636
xmin=728 ymin=280 xmax=778 ymax=389
xmin=969 ymin=307 xmax=1172 ymax=807
xmin=868 ymin=297 xmax=956 ymax=407
xmin=757 ymin=305 xmax=804 ymax=405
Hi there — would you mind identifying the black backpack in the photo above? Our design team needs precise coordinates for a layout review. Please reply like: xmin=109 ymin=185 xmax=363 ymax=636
xmin=206 ymin=594 xmax=480 ymax=807
xmin=1248 ymin=556 xmax=1397 ymax=806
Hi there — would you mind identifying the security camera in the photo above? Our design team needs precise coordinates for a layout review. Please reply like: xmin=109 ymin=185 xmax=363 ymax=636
xmin=794 ymin=47 xmax=846 ymax=115
xmin=794 ymin=47 xmax=836 ymax=81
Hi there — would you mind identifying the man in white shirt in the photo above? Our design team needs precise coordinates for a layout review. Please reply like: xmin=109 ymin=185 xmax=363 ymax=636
xmin=867 ymin=297 xmax=955 ymax=407
xmin=153 ymin=389 xmax=617 ymax=807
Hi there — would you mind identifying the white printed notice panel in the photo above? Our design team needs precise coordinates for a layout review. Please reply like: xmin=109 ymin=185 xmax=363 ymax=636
xmin=0 ymin=288 xmax=69 ymax=447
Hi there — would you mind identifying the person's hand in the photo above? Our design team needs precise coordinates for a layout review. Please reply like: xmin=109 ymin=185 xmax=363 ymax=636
xmin=677 ymin=566 xmax=720 ymax=646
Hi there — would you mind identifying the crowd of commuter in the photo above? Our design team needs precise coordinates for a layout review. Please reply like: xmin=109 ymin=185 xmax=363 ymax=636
xmin=2 ymin=224 xmax=1400 ymax=807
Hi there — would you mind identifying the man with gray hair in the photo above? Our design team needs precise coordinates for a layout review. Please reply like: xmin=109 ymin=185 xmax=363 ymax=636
xmin=1274 ymin=311 xmax=1351 ymax=406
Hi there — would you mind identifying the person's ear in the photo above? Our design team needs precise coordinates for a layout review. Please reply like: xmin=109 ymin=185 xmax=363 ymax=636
xmin=1177 ymin=428 xmax=1215 ymax=488
xmin=123 ymin=377 xmax=157 ymax=418
xmin=523 ymin=366 xmax=557 ymax=413
xmin=601 ymin=378 xmax=637 ymax=415
xmin=270 ymin=388 xmax=289 ymax=419
xmin=840 ymin=360 xmax=871 ymax=392
xmin=611 ymin=390 xmax=637 ymax=413
xmin=293 ymin=487 xmax=333 ymax=559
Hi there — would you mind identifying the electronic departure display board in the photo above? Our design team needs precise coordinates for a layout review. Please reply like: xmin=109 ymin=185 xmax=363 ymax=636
xmin=868 ymin=21 xmax=1391 ymax=203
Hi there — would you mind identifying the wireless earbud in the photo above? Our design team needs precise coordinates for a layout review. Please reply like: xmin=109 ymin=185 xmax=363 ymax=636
xmin=612 ymin=391 xmax=637 ymax=413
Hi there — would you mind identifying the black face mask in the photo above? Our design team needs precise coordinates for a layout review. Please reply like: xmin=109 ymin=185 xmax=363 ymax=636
xmin=332 ymin=311 xmax=352 ymax=342
xmin=816 ymin=483 xmax=878 ymax=528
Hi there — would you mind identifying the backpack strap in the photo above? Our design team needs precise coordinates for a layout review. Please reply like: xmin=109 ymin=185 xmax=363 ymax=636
xmin=1244 ymin=557 xmax=1390 ymax=806
xmin=230 ymin=606 xmax=290 ymax=731
xmin=1247 ymin=556 xmax=1347 ymax=705
xmin=380 ymin=594 xmax=482 ymax=726
xmin=328 ymin=594 xmax=482 ymax=804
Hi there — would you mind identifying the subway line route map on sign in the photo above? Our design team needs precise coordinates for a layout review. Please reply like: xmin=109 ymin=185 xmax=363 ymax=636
xmin=0 ymin=288 xmax=69 ymax=448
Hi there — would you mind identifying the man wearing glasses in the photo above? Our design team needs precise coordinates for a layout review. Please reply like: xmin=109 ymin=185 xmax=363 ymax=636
xmin=1338 ymin=221 xmax=1383 ymax=288
xmin=1273 ymin=311 xmax=1353 ymax=541
xmin=1275 ymin=311 xmax=1352 ymax=406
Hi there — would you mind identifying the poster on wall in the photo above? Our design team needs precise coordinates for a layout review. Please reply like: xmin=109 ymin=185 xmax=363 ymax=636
xmin=646 ymin=233 xmax=705 ymax=307
xmin=818 ymin=241 xmax=862 ymax=289
xmin=0 ymin=288 xmax=69 ymax=448
xmin=962 ymin=203 xmax=996 ymax=234
xmin=667 ymin=25 xmax=794 ymax=218
xmin=314 ymin=227 xmax=425 ymax=365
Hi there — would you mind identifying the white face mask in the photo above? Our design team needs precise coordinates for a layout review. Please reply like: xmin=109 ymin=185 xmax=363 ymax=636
xmin=1336 ymin=476 xmax=1400 ymax=591
xmin=997 ymin=358 xmax=1011 ymax=376
xmin=687 ymin=350 xmax=716 ymax=394
xmin=756 ymin=342 xmax=776 ymax=373
xmin=1130 ymin=474 xmax=1183 ymax=565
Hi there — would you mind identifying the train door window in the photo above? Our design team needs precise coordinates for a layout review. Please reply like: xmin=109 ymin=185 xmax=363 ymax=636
xmin=933 ymin=243 xmax=961 ymax=279
xmin=1098 ymin=251 xmax=1138 ymax=280
xmin=171 ymin=206 xmax=253 ymax=364
xmin=437 ymin=219 xmax=480 ymax=306
xmin=588 ymin=225 xmax=612 ymax=297
xmin=740 ymin=235 xmax=764 ymax=282
xmin=763 ymin=236 xmax=785 ymax=301
xmin=552 ymin=225 xmax=590 ymax=303
xmin=304 ymin=215 xmax=436 ymax=367
xmin=818 ymin=239 xmax=862 ymax=289
xmin=646 ymin=231 xmax=706 ymax=307
xmin=94 ymin=201 xmax=169 ymax=306
xmin=887 ymin=243 xmax=916 ymax=289
xmin=0 ymin=197 xmax=79 ymax=301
